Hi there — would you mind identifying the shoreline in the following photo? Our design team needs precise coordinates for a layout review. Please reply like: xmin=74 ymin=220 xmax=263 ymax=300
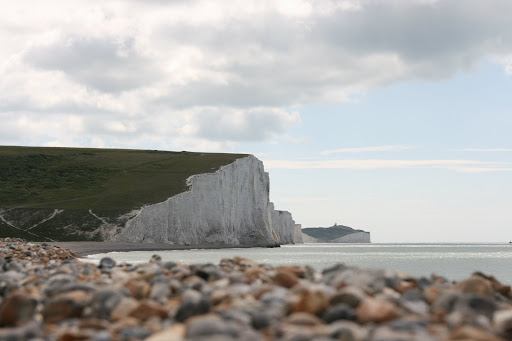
xmin=45 ymin=241 xmax=277 ymax=257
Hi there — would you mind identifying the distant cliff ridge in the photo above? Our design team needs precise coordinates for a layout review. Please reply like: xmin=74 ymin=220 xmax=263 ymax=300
xmin=302 ymin=224 xmax=370 ymax=243
xmin=0 ymin=146 xmax=301 ymax=246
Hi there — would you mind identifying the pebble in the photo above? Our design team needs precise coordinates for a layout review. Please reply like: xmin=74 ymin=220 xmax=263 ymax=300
xmin=0 ymin=238 xmax=511 ymax=341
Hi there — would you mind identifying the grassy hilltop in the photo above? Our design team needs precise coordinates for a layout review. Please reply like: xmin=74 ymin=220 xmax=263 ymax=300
xmin=0 ymin=146 xmax=246 ymax=241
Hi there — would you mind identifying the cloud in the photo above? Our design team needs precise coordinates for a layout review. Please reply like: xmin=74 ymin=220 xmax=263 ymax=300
xmin=25 ymin=36 xmax=161 ymax=93
xmin=182 ymin=109 xmax=301 ymax=142
xmin=321 ymin=145 xmax=414 ymax=155
xmin=1 ymin=0 xmax=512 ymax=147
xmin=264 ymin=159 xmax=512 ymax=172
xmin=455 ymin=148 xmax=512 ymax=152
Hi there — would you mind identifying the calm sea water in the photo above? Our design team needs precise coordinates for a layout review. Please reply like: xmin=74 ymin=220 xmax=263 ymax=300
xmin=87 ymin=243 xmax=512 ymax=284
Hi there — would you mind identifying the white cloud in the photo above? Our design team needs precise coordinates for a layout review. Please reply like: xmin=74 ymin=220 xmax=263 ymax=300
xmin=265 ymin=159 xmax=512 ymax=172
xmin=455 ymin=148 xmax=512 ymax=152
xmin=2 ymin=0 xmax=512 ymax=147
xmin=321 ymin=145 xmax=414 ymax=155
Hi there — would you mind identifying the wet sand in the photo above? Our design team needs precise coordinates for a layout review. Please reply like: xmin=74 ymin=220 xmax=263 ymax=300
xmin=46 ymin=241 xmax=271 ymax=257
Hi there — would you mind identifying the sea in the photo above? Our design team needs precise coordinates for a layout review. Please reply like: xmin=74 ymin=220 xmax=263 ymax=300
xmin=87 ymin=243 xmax=512 ymax=285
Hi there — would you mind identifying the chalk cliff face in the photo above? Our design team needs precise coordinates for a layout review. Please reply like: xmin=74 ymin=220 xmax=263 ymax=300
xmin=111 ymin=155 xmax=301 ymax=246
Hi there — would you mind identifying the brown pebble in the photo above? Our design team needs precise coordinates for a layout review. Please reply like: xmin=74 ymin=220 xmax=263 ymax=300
xmin=124 ymin=280 xmax=151 ymax=299
xmin=146 ymin=324 xmax=185 ymax=341
xmin=450 ymin=325 xmax=504 ymax=341
xmin=455 ymin=276 xmax=493 ymax=297
xmin=274 ymin=270 xmax=299 ymax=288
xmin=293 ymin=288 xmax=329 ymax=315
xmin=111 ymin=297 xmax=139 ymax=321
xmin=276 ymin=265 xmax=307 ymax=278
xmin=285 ymin=312 xmax=323 ymax=326
xmin=423 ymin=285 xmax=442 ymax=305
xmin=129 ymin=300 xmax=168 ymax=320
xmin=397 ymin=280 xmax=417 ymax=293
xmin=356 ymin=298 xmax=399 ymax=324
xmin=0 ymin=292 xmax=37 ymax=327
xmin=42 ymin=291 xmax=89 ymax=324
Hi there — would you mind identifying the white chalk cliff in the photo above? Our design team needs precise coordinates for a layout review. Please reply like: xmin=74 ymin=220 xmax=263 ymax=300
xmin=111 ymin=155 xmax=302 ymax=246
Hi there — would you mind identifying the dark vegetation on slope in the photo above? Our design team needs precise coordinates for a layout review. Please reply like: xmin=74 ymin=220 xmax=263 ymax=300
xmin=0 ymin=146 xmax=247 ymax=241
xmin=0 ymin=146 xmax=246 ymax=209
xmin=302 ymin=224 xmax=366 ymax=240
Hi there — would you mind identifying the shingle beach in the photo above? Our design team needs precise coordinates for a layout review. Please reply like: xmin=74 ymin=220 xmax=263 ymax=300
xmin=0 ymin=239 xmax=511 ymax=340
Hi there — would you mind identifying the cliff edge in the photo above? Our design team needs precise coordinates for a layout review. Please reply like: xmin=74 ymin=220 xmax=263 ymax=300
xmin=112 ymin=155 xmax=302 ymax=246
xmin=0 ymin=147 xmax=301 ymax=246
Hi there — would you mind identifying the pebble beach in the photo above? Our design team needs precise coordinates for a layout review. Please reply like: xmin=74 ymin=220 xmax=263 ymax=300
xmin=0 ymin=238 xmax=511 ymax=341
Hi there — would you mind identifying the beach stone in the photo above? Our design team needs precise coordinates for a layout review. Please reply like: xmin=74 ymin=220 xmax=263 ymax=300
xmin=293 ymin=288 xmax=329 ymax=315
xmin=276 ymin=265 xmax=308 ymax=278
xmin=251 ymin=310 xmax=273 ymax=330
xmin=42 ymin=274 xmax=77 ymax=297
xmin=0 ymin=292 xmax=37 ymax=326
xmin=129 ymin=300 xmax=168 ymax=320
xmin=356 ymin=298 xmax=399 ymax=324
xmin=330 ymin=286 xmax=366 ymax=308
xmin=124 ymin=279 xmax=150 ymax=299
xmin=433 ymin=290 xmax=462 ymax=314
xmin=111 ymin=297 xmax=140 ymax=320
xmin=372 ymin=325 xmax=437 ymax=341
xmin=146 ymin=324 xmax=185 ymax=341
xmin=118 ymin=326 xmax=152 ymax=340
xmin=149 ymin=254 xmax=162 ymax=264
xmin=493 ymin=309 xmax=512 ymax=339
xmin=322 ymin=303 xmax=357 ymax=323
xmin=402 ymin=288 xmax=423 ymax=301
xmin=455 ymin=276 xmax=493 ymax=297
xmin=274 ymin=269 xmax=299 ymax=288
xmin=210 ymin=289 xmax=230 ymax=306
xmin=150 ymin=279 xmax=171 ymax=302
xmin=473 ymin=272 xmax=511 ymax=297
xmin=401 ymin=299 xmax=429 ymax=315
xmin=98 ymin=257 xmax=116 ymax=270
xmin=0 ymin=320 xmax=41 ymax=340
xmin=454 ymin=294 xmax=496 ymax=320
xmin=0 ymin=272 xmax=23 ymax=296
xmin=185 ymin=314 xmax=240 ymax=339
xmin=163 ymin=261 xmax=178 ymax=270
xmin=191 ymin=263 xmax=222 ymax=281
xmin=450 ymin=325 xmax=504 ymax=341
xmin=89 ymin=288 xmax=124 ymax=320
xmin=286 ymin=312 xmax=323 ymax=326
xmin=328 ymin=321 xmax=368 ymax=341
xmin=175 ymin=296 xmax=211 ymax=322
xmin=42 ymin=290 xmax=89 ymax=323
xmin=387 ymin=319 xmax=429 ymax=332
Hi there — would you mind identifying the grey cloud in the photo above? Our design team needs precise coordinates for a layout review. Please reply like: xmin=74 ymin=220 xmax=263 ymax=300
xmin=154 ymin=0 xmax=512 ymax=107
xmin=3 ymin=0 xmax=512 ymax=147
xmin=188 ymin=110 xmax=300 ymax=142
xmin=314 ymin=0 xmax=512 ymax=62
xmin=25 ymin=37 xmax=161 ymax=93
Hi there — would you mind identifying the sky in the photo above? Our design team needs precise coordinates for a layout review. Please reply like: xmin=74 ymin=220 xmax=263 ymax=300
xmin=1 ymin=0 xmax=511 ymax=242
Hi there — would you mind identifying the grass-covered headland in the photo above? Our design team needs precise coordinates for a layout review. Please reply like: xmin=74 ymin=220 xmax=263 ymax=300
xmin=0 ymin=146 xmax=246 ymax=241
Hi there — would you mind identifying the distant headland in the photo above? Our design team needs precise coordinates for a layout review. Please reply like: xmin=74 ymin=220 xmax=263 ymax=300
xmin=302 ymin=223 xmax=371 ymax=243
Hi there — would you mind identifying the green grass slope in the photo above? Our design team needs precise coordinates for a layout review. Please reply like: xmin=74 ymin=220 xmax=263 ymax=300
xmin=0 ymin=146 xmax=247 ymax=210
xmin=302 ymin=224 xmax=366 ymax=240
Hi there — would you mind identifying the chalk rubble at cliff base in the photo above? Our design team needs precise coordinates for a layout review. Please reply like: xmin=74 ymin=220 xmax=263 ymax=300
xmin=0 ymin=239 xmax=512 ymax=341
